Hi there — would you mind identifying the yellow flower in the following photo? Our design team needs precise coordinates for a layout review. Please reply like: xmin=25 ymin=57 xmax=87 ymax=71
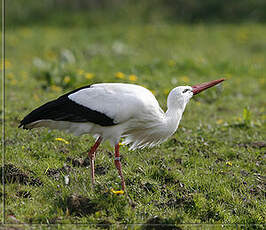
xmin=129 ymin=74 xmax=137 ymax=82
xmin=110 ymin=188 xmax=124 ymax=195
xmin=77 ymin=69 xmax=85 ymax=75
xmin=226 ymin=161 xmax=232 ymax=166
xmin=216 ymin=119 xmax=223 ymax=125
xmin=180 ymin=76 xmax=190 ymax=83
xmin=63 ymin=76 xmax=71 ymax=84
xmin=95 ymin=211 xmax=101 ymax=218
xmin=46 ymin=50 xmax=56 ymax=60
xmin=55 ymin=137 xmax=69 ymax=145
xmin=7 ymin=73 xmax=14 ymax=79
xmin=51 ymin=85 xmax=62 ymax=92
xmin=163 ymin=89 xmax=170 ymax=95
xmin=85 ymin=73 xmax=94 ymax=80
xmin=115 ymin=72 xmax=125 ymax=79
xmin=1 ymin=59 xmax=11 ymax=70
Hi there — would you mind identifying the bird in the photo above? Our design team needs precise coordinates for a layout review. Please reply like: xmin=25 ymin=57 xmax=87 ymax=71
xmin=19 ymin=78 xmax=224 ymax=191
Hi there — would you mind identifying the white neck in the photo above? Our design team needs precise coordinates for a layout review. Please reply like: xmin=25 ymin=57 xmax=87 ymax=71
xmin=165 ymin=105 xmax=184 ymax=134
xmin=164 ymin=91 xmax=188 ymax=135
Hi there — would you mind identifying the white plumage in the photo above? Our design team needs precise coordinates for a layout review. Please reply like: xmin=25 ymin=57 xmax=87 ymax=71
xmin=68 ymin=83 xmax=184 ymax=149
xmin=23 ymin=83 xmax=192 ymax=149
xmin=20 ymin=79 xmax=224 ymax=190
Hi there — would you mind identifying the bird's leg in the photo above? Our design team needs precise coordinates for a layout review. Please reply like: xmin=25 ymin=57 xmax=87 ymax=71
xmin=88 ymin=136 xmax=102 ymax=187
xmin=114 ymin=143 xmax=126 ymax=191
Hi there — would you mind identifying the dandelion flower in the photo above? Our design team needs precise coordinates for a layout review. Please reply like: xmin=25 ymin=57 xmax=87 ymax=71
xmin=110 ymin=188 xmax=124 ymax=195
xmin=216 ymin=119 xmax=223 ymax=125
xmin=51 ymin=85 xmax=62 ymax=92
xmin=150 ymin=90 xmax=157 ymax=96
xmin=63 ymin=76 xmax=71 ymax=84
xmin=6 ymin=60 xmax=12 ymax=68
xmin=55 ymin=137 xmax=69 ymax=145
xmin=77 ymin=69 xmax=85 ymax=75
xmin=226 ymin=161 xmax=232 ymax=166
xmin=180 ymin=76 xmax=190 ymax=83
xmin=1 ymin=59 xmax=12 ymax=70
xmin=129 ymin=74 xmax=138 ymax=82
xmin=85 ymin=73 xmax=94 ymax=80
xmin=163 ymin=89 xmax=170 ymax=95
xmin=115 ymin=72 xmax=125 ymax=79
xmin=46 ymin=50 xmax=56 ymax=60
xmin=7 ymin=73 xmax=14 ymax=79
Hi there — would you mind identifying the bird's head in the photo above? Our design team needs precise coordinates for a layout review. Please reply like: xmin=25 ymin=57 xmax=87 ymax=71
xmin=167 ymin=78 xmax=225 ymax=111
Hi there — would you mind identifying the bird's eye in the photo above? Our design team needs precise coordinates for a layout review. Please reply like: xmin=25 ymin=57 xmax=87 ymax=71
xmin=182 ymin=89 xmax=190 ymax=93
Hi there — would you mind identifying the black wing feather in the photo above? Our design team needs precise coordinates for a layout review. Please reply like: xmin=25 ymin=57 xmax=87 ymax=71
xmin=19 ymin=85 xmax=116 ymax=128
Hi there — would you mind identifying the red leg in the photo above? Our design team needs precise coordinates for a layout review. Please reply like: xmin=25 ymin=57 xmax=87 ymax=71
xmin=88 ymin=136 xmax=102 ymax=187
xmin=114 ymin=143 xmax=126 ymax=191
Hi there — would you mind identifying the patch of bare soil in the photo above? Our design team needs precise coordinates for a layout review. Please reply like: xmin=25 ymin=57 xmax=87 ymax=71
xmin=45 ymin=164 xmax=71 ymax=181
xmin=66 ymin=156 xmax=90 ymax=167
xmin=0 ymin=164 xmax=42 ymax=186
xmin=66 ymin=194 xmax=100 ymax=216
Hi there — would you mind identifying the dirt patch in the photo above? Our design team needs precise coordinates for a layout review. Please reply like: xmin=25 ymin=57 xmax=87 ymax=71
xmin=66 ymin=194 xmax=100 ymax=216
xmin=66 ymin=156 xmax=90 ymax=167
xmin=45 ymin=164 xmax=71 ymax=181
xmin=237 ymin=142 xmax=266 ymax=149
xmin=0 ymin=164 xmax=42 ymax=186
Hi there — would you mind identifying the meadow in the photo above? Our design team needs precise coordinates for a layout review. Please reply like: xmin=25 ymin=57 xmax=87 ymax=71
xmin=1 ymin=22 xmax=265 ymax=229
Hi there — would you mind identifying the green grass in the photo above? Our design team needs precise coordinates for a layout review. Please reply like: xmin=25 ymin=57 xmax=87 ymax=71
xmin=1 ymin=22 xmax=265 ymax=228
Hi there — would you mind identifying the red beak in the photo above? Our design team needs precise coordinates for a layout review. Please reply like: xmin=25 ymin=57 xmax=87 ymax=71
xmin=192 ymin=78 xmax=225 ymax=95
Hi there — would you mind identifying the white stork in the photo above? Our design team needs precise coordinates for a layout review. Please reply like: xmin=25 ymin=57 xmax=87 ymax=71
xmin=19 ymin=78 xmax=224 ymax=191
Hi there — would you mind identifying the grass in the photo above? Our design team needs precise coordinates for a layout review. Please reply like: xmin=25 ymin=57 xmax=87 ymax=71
xmin=1 ymin=22 xmax=265 ymax=228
